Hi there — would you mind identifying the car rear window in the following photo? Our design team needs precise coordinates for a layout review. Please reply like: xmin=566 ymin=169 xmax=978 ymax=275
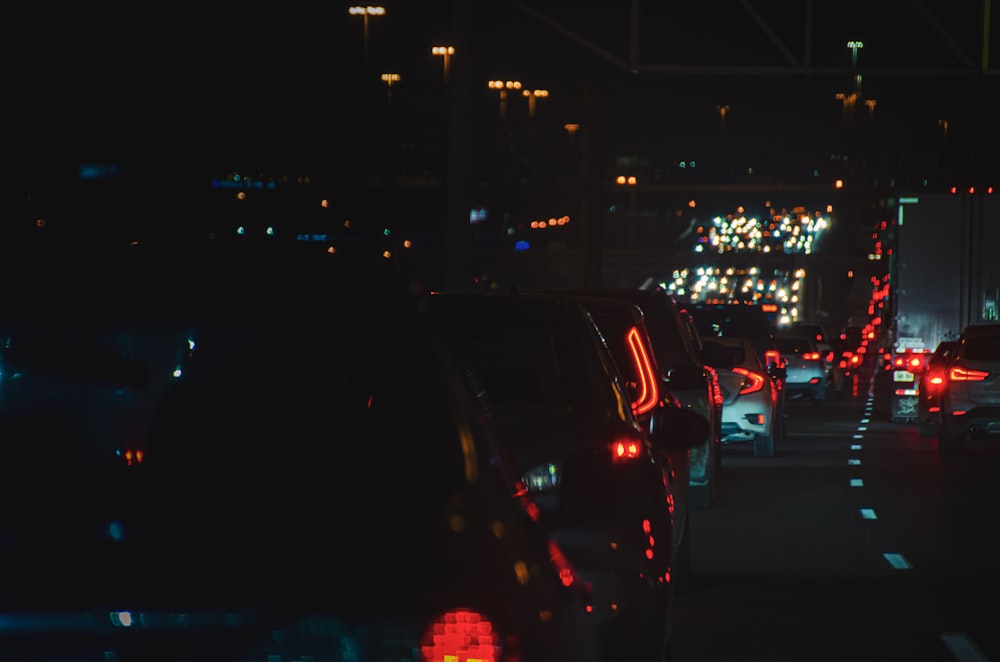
xmin=775 ymin=336 xmax=813 ymax=355
xmin=687 ymin=305 xmax=774 ymax=341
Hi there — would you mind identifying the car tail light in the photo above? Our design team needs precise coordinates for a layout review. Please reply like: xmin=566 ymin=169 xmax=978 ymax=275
xmin=949 ymin=366 xmax=989 ymax=382
xmin=765 ymin=349 xmax=782 ymax=368
xmin=703 ymin=364 xmax=723 ymax=405
xmin=610 ymin=438 xmax=645 ymax=462
xmin=548 ymin=539 xmax=579 ymax=588
xmin=927 ymin=370 xmax=946 ymax=389
xmin=626 ymin=326 xmax=659 ymax=416
xmin=825 ymin=351 xmax=835 ymax=364
xmin=803 ymin=352 xmax=821 ymax=361
xmin=732 ymin=366 xmax=766 ymax=394
xmin=118 ymin=448 xmax=144 ymax=466
xmin=421 ymin=609 xmax=501 ymax=662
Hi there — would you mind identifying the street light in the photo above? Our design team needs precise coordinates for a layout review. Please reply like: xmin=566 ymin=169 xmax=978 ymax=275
xmin=488 ymin=79 xmax=521 ymax=118
xmin=616 ymin=176 xmax=638 ymax=246
xmin=835 ymin=91 xmax=858 ymax=126
xmin=380 ymin=72 xmax=400 ymax=107
xmin=349 ymin=5 xmax=386 ymax=65
xmin=522 ymin=88 xmax=549 ymax=117
xmin=717 ymin=104 xmax=731 ymax=129
xmin=847 ymin=40 xmax=864 ymax=91
xmin=847 ymin=40 xmax=864 ymax=67
xmin=865 ymin=99 xmax=877 ymax=122
xmin=432 ymin=45 xmax=455 ymax=85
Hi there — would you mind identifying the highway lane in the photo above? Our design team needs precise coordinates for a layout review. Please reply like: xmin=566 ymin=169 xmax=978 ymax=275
xmin=670 ymin=362 xmax=1000 ymax=662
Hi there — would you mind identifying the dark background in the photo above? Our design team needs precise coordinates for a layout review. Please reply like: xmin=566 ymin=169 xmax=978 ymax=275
xmin=6 ymin=1 xmax=997 ymax=254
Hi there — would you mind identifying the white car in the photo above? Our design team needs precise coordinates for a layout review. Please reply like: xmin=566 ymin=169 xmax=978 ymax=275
xmin=701 ymin=335 xmax=781 ymax=457
xmin=775 ymin=334 xmax=828 ymax=404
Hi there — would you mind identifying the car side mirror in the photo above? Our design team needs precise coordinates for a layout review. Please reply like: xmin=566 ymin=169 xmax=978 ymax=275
xmin=650 ymin=406 xmax=710 ymax=451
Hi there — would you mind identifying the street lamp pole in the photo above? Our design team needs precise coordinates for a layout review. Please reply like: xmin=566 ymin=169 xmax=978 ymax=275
xmin=380 ymin=72 xmax=400 ymax=108
xmin=488 ymin=80 xmax=522 ymax=118
xmin=847 ymin=40 xmax=864 ymax=91
xmin=349 ymin=5 xmax=386 ymax=65
xmin=717 ymin=104 xmax=731 ymax=129
xmin=522 ymin=88 xmax=549 ymax=117
xmin=432 ymin=46 xmax=455 ymax=85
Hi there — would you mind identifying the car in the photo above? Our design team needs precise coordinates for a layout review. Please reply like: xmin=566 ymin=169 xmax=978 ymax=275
xmin=684 ymin=302 xmax=788 ymax=441
xmin=421 ymin=291 xmax=707 ymax=662
xmin=701 ymin=335 xmax=781 ymax=457
xmin=0 ymin=240 xmax=598 ymax=661
xmin=566 ymin=288 xmax=725 ymax=512
xmin=916 ymin=339 xmax=960 ymax=437
xmin=937 ymin=324 xmax=1000 ymax=456
xmin=790 ymin=321 xmax=836 ymax=383
xmin=527 ymin=291 xmax=699 ymax=592
xmin=774 ymin=333 xmax=828 ymax=404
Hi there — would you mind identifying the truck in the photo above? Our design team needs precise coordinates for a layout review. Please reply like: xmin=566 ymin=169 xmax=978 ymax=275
xmin=887 ymin=188 xmax=1000 ymax=422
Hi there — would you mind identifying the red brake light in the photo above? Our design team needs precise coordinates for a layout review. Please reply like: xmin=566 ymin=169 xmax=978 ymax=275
xmin=611 ymin=438 xmax=645 ymax=462
xmin=949 ymin=366 xmax=989 ymax=382
xmin=421 ymin=609 xmax=501 ymax=662
xmin=626 ymin=326 xmax=659 ymax=416
xmin=765 ymin=349 xmax=781 ymax=367
xmin=825 ymin=351 xmax=835 ymax=364
xmin=803 ymin=352 xmax=821 ymax=361
xmin=732 ymin=366 xmax=766 ymax=394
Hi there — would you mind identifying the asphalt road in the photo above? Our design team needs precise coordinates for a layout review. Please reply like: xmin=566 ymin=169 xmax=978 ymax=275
xmin=670 ymin=363 xmax=1000 ymax=662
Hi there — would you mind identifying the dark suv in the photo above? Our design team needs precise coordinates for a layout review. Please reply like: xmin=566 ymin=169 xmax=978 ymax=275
xmin=422 ymin=292 xmax=706 ymax=661
xmin=532 ymin=292 xmax=700 ymax=590
xmin=937 ymin=324 xmax=1000 ymax=456
xmin=585 ymin=289 xmax=725 ymax=511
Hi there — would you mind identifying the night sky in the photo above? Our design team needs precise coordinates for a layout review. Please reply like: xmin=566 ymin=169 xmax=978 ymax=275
xmin=7 ymin=1 xmax=997 ymax=193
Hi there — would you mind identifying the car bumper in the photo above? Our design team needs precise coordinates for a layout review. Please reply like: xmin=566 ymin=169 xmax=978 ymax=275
xmin=942 ymin=406 xmax=1000 ymax=438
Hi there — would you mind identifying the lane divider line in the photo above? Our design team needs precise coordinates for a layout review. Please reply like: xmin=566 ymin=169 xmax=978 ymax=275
xmin=882 ymin=552 xmax=911 ymax=569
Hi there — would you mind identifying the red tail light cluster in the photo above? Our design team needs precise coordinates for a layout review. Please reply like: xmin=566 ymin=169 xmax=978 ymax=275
xmin=610 ymin=438 xmax=646 ymax=462
xmin=626 ymin=325 xmax=659 ymax=416
xmin=422 ymin=609 xmax=501 ymax=662
xmin=948 ymin=366 xmax=989 ymax=382
xmin=732 ymin=367 xmax=766 ymax=394
xmin=802 ymin=352 xmax=821 ymax=361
